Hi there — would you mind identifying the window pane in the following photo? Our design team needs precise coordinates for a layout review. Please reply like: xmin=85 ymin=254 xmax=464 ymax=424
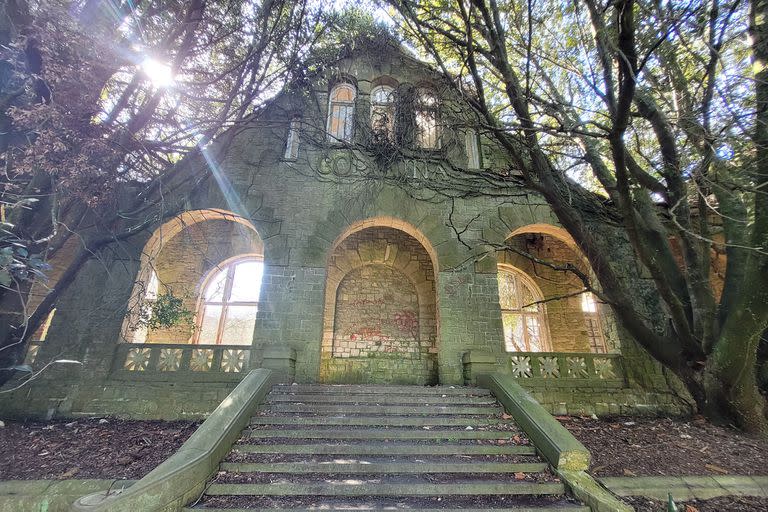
xmin=329 ymin=104 xmax=354 ymax=141
xmin=371 ymin=85 xmax=394 ymax=104
xmin=416 ymin=110 xmax=438 ymax=148
xmin=146 ymin=271 xmax=159 ymax=300
xmin=417 ymin=89 xmax=437 ymax=106
xmin=284 ymin=119 xmax=300 ymax=159
xmin=198 ymin=305 xmax=222 ymax=344
xmin=332 ymin=84 xmax=355 ymax=102
xmin=520 ymin=281 xmax=538 ymax=311
xmin=502 ymin=312 xmax=525 ymax=351
xmin=498 ymin=272 xmax=519 ymax=310
xmin=466 ymin=130 xmax=480 ymax=169
xmin=204 ymin=268 xmax=227 ymax=302
xmin=230 ymin=260 xmax=264 ymax=302
xmin=525 ymin=316 xmax=543 ymax=351
xmin=371 ymin=105 xmax=395 ymax=138
xmin=221 ymin=305 xmax=258 ymax=345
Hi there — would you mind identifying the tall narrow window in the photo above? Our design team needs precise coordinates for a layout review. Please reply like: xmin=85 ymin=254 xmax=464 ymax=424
xmin=284 ymin=117 xmax=300 ymax=159
xmin=31 ymin=308 xmax=57 ymax=342
xmin=465 ymin=129 xmax=481 ymax=168
xmin=415 ymin=88 xmax=440 ymax=149
xmin=327 ymin=83 xmax=356 ymax=142
xmin=497 ymin=267 xmax=550 ymax=352
xmin=25 ymin=307 xmax=56 ymax=365
xmin=130 ymin=270 xmax=159 ymax=343
xmin=197 ymin=257 xmax=263 ymax=345
xmin=370 ymin=85 xmax=395 ymax=141
xmin=581 ymin=292 xmax=607 ymax=353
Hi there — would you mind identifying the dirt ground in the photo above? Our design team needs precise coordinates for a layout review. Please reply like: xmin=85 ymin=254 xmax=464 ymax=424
xmin=623 ymin=495 xmax=768 ymax=511
xmin=0 ymin=418 xmax=199 ymax=480
xmin=3 ymin=414 xmax=768 ymax=512
xmin=559 ymin=415 xmax=768 ymax=477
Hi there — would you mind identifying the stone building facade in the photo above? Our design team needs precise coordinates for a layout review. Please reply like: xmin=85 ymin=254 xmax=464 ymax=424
xmin=0 ymin=43 xmax=690 ymax=420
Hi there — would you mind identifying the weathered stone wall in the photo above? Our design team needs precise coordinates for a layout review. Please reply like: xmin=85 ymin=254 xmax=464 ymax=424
xmin=0 ymin=45 xmax=685 ymax=420
xmin=333 ymin=265 xmax=421 ymax=357
xmin=320 ymin=226 xmax=438 ymax=385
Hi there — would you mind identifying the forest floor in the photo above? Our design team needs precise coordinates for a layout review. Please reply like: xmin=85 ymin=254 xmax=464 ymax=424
xmin=560 ymin=415 xmax=768 ymax=511
xmin=559 ymin=415 xmax=768 ymax=477
xmin=0 ymin=418 xmax=199 ymax=480
xmin=3 ymin=415 xmax=768 ymax=511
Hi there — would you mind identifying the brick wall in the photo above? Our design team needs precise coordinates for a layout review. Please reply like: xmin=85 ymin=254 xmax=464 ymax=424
xmin=320 ymin=226 xmax=438 ymax=384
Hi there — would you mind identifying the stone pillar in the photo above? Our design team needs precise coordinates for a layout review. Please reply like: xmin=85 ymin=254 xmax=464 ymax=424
xmin=262 ymin=346 xmax=297 ymax=382
xmin=462 ymin=350 xmax=498 ymax=385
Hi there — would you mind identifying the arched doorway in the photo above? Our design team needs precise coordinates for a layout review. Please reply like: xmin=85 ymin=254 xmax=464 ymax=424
xmin=320 ymin=220 xmax=439 ymax=385
xmin=498 ymin=225 xmax=613 ymax=353
xmin=122 ymin=209 xmax=264 ymax=345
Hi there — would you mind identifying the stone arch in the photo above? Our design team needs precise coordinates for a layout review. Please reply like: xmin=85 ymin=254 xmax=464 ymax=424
xmin=509 ymin=223 xmax=579 ymax=251
xmin=496 ymin=263 xmax=552 ymax=352
xmin=498 ymin=223 xmax=615 ymax=353
xmin=304 ymin=202 xmax=458 ymax=269
xmin=320 ymin=221 xmax=439 ymax=384
xmin=327 ymin=216 xmax=440 ymax=277
xmin=122 ymin=209 xmax=264 ymax=344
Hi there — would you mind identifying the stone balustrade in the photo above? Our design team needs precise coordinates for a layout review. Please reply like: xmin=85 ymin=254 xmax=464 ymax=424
xmin=463 ymin=350 xmax=626 ymax=388
xmin=111 ymin=343 xmax=254 ymax=381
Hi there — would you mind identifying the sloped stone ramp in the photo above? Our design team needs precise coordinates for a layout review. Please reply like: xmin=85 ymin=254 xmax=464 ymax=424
xmin=183 ymin=384 xmax=588 ymax=511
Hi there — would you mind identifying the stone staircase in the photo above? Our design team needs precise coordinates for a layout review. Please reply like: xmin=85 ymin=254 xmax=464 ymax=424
xmin=184 ymin=384 xmax=588 ymax=511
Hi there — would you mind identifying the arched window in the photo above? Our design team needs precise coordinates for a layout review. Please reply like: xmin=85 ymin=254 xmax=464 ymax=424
xmin=370 ymin=85 xmax=395 ymax=141
xmin=497 ymin=266 xmax=550 ymax=352
xmin=581 ymin=292 xmax=607 ymax=353
xmin=197 ymin=256 xmax=264 ymax=345
xmin=327 ymin=83 xmax=356 ymax=142
xmin=415 ymin=88 xmax=440 ymax=149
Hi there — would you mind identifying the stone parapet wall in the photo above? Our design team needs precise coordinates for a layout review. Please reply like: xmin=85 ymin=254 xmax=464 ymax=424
xmin=0 ymin=375 xmax=238 ymax=420
xmin=526 ymin=386 xmax=692 ymax=417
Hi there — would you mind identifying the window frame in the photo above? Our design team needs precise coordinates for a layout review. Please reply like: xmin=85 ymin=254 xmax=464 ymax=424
xmin=194 ymin=254 xmax=264 ymax=346
xmin=414 ymin=87 xmax=441 ymax=149
xmin=284 ymin=117 xmax=301 ymax=160
xmin=581 ymin=292 xmax=608 ymax=353
xmin=326 ymin=82 xmax=357 ymax=143
xmin=465 ymin=128 xmax=482 ymax=169
xmin=370 ymin=85 xmax=396 ymax=141
xmin=497 ymin=265 xmax=552 ymax=352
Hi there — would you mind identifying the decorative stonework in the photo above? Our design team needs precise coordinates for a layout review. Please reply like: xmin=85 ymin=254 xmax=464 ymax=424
xmin=158 ymin=348 xmax=182 ymax=371
xmin=539 ymin=356 xmax=560 ymax=378
xmin=190 ymin=349 xmax=214 ymax=371
xmin=124 ymin=348 xmax=152 ymax=371
xmin=221 ymin=349 xmax=247 ymax=372
xmin=114 ymin=344 xmax=249 ymax=376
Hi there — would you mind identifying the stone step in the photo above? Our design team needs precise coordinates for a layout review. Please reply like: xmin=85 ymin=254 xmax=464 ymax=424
xmin=233 ymin=443 xmax=537 ymax=456
xmin=262 ymin=404 xmax=502 ymax=415
xmin=191 ymin=384 xmax=584 ymax=512
xmin=250 ymin=415 xmax=504 ymax=427
xmin=271 ymin=385 xmax=491 ymax=396
xmin=244 ymin=429 xmax=523 ymax=441
xmin=186 ymin=509 xmax=588 ymax=512
xmin=205 ymin=481 xmax=567 ymax=497
xmin=266 ymin=394 xmax=498 ymax=405
xmin=219 ymin=462 xmax=549 ymax=474
xmin=185 ymin=506 xmax=588 ymax=512
xmin=184 ymin=495 xmax=589 ymax=511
